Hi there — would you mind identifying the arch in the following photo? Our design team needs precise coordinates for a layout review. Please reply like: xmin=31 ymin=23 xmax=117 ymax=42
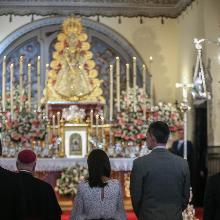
xmin=0 ymin=17 xmax=151 ymax=101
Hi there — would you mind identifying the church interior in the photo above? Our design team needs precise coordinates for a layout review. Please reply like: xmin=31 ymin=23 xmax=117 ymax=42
xmin=0 ymin=0 xmax=220 ymax=219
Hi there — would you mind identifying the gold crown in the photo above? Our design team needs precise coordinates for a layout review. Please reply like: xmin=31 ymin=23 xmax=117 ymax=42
xmin=63 ymin=17 xmax=82 ymax=35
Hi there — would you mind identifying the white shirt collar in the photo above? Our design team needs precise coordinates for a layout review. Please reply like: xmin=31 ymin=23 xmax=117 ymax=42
xmin=153 ymin=145 xmax=166 ymax=150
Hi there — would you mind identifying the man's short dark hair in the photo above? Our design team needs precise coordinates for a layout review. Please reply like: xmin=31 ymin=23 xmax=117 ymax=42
xmin=148 ymin=121 xmax=170 ymax=144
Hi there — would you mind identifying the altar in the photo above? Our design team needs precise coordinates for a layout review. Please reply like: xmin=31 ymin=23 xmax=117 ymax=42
xmin=0 ymin=157 xmax=134 ymax=172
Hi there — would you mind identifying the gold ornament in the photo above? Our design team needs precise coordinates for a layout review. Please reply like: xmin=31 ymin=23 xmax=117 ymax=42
xmin=43 ymin=16 xmax=105 ymax=103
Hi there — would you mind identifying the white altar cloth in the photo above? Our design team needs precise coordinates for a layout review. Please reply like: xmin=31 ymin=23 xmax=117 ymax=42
xmin=0 ymin=158 xmax=134 ymax=172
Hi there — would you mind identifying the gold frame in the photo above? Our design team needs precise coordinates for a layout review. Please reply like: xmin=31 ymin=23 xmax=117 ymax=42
xmin=60 ymin=123 xmax=89 ymax=158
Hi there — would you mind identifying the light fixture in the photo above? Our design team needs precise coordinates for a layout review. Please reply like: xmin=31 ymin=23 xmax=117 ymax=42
xmin=9 ymin=14 xmax=12 ymax=23
xmin=118 ymin=16 xmax=122 ymax=24
xmin=140 ymin=16 xmax=143 ymax=24
xmin=97 ymin=15 xmax=100 ymax=23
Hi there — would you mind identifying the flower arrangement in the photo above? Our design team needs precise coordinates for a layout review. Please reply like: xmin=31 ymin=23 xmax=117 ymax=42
xmin=55 ymin=164 xmax=88 ymax=197
xmin=1 ymin=86 xmax=47 ymax=148
xmin=114 ymin=87 xmax=183 ymax=145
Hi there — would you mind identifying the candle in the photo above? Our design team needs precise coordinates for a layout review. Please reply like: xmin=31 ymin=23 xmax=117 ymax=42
xmin=116 ymin=57 xmax=120 ymax=112
xmin=142 ymin=64 xmax=146 ymax=94
xmin=133 ymin=57 xmax=137 ymax=89
xmin=90 ymin=109 xmax=93 ymax=135
xmin=126 ymin=63 xmax=130 ymax=95
xmin=57 ymin=112 xmax=61 ymax=136
xmin=109 ymin=65 xmax=113 ymax=121
xmin=37 ymin=56 xmax=41 ymax=107
xmin=96 ymin=114 xmax=99 ymax=141
xmin=10 ymin=63 xmax=14 ymax=118
xmin=45 ymin=64 xmax=49 ymax=117
xmin=28 ymin=63 xmax=32 ymax=110
xmin=45 ymin=63 xmax=49 ymax=88
xmin=2 ymin=56 xmax=6 ymax=112
xmin=133 ymin=57 xmax=137 ymax=112
xmin=52 ymin=114 xmax=56 ymax=136
xmin=19 ymin=56 xmax=23 ymax=97
xmin=101 ymin=116 xmax=105 ymax=143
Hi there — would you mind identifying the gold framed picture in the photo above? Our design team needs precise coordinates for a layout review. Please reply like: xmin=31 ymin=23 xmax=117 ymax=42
xmin=63 ymin=123 xmax=88 ymax=158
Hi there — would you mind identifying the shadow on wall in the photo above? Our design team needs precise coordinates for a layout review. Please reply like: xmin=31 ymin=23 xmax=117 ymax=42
xmin=132 ymin=26 xmax=172 ymax=103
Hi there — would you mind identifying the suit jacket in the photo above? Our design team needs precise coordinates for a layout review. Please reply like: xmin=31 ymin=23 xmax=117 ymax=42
xmin=171 ymin=140 xmax=193 ymax=164
xmin=171 ymin=140 xmax=193 ymax=183
xmin=17 ymin=171 xmax=62 ymax=220
xmin=0 ymin=166 xmax=23 ymax=220
xmin=203 ymin=173 xmax=220 ymax=220
xmin=130 ymin=148 xmax=190 ymax=220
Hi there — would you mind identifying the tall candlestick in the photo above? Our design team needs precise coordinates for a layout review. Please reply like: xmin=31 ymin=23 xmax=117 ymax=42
xmin=37 ymin=56 xmax=41 ymax=107
xmin=96 ymin=114 xmax=99 ymax=141
xmin=90 ymin=109 xmax=93 ymax=135
xmin=2 ymin=56 xmax=6 ymax=112
xmin=28 ymin=63 xmax=32 ymax=110
xmin=57 ymin=112 xmax=61 ymax=136
xmin=133 ymin=57 xmax=137 ymax=89
xmin=45 ymin=64 xmax=49 ymax=117
xmin=101 ymin=116 xmax=105 ymax=143
xmin=10 ymin=63 xmax=14 ymax=118
xmin=19 ymin=56 xmax=24 ymax=97
xmin=126 ymin=63 xmax=130 ymax=95
xmin=109 ymin=65 xmax=113 ymax=121
xmin=116 ymin=57 xmax=120 ymax=112
xmin=133 ymin=57 xmax=137 ymax=112
xmin=45 ymin=63 xmax=49 ymax=88
xmin=52 ymin=114 xmax=56 ymax=136
xmin=142 ymin=64 xmax=146 ymax=94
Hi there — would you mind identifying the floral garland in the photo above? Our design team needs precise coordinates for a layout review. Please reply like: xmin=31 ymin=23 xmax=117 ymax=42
xmin=55 ymin=164 xmax=88 ymax=197
xmin=1 ymin=86 xmax=47 ymax=148
xmin=114 ymin=87 xmax=183 ymax=145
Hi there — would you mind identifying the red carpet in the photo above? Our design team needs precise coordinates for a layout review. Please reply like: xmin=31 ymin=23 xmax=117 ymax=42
xmin=61 ymin=211 xmax=137 ymax=220
xmin=61 ymin=208 xmax=203 ymax=220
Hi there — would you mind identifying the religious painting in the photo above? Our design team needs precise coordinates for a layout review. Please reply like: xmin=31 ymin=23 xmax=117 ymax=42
xmin=64 ymin=124 xmax=88 ymax=158
xmin=69 ymin=133 xmax=82 ymax=156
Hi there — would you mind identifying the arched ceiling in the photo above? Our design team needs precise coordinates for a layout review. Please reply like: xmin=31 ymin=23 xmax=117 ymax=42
xmin=0 ymin=0 xmax=194 ymax=18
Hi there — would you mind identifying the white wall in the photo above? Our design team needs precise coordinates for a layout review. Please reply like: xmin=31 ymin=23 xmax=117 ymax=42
xmin=176 ymin=0 xmax=205 ymax=141
xmin=0 ymin=15 xmax=44 ymax=42
xmin=203 ymin=0 xmax=220 ymax=146
xmin=0 ymin=15 xmax=179 ymax=104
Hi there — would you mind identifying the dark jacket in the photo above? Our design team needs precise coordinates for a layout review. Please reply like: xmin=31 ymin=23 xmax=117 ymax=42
xmin=130 ymin=148 xmax=190 ymax=220
xmin=17 ymin=171 xmax=62 ymax=220
xmin=171 ymin=140 xmax=193 ymax=164
xmin=0 ymin=166 xmax=23 ymax=220
xmin=204 ymin=173 xmax=220 ymax=220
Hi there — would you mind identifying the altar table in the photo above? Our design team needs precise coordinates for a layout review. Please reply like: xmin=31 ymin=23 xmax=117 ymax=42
xmin=0 ymin=158 xmax=134 ymax=172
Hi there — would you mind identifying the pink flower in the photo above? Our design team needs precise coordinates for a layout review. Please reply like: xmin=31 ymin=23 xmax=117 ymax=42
xmin=124 ymin=136 xmax=129 ymax=141
xmin=136 ymin=134 xmax=145 ymax=140
xmin=114 ymin=131 xmax=122 ymax=137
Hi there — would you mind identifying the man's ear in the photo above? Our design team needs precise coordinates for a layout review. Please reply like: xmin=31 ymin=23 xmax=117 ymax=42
xmin=151 ymin=134 xmax=157 ymax=145
xmin=16 ymin=161 xmax=19 ymax=170
xmin=32 ymin=162 xmax=36 ymax=171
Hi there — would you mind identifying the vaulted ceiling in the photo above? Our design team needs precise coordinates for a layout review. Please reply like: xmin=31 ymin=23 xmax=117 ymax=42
xmin=0 ymin=0 xmax=194 ymax=18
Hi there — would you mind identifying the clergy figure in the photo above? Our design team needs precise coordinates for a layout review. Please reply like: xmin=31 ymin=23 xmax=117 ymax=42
xmin=16 ymin=149 xmax=62 ymax=220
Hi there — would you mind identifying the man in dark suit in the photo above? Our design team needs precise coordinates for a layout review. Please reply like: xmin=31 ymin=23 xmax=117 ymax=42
xmin=130 ymin=121 xmax=190 ymax=220
xmin=171 ymin=129 xmax=193 ymax=167
xmin=0 ymin=142 xmax=23 ymax=220
xmin=16 ymin=149 xmax=62 ymax=220
xmin=171 ymin=128 xmax=193 ymax=185
xmin=203 ymin=173 xmax=220 ymax=220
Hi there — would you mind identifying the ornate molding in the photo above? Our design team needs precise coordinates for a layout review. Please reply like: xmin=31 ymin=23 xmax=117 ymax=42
xmin=0 ymin=0 xmax=194 ymax=18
